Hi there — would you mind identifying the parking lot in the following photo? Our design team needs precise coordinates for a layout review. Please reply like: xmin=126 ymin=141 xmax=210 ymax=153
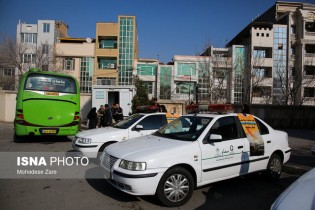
xmin=0 ymin=122 xmax=314 ymax=210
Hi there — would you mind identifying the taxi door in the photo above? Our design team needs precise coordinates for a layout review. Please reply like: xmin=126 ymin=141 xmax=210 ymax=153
xmin=201 ymin=116 xmax=248 ymax=182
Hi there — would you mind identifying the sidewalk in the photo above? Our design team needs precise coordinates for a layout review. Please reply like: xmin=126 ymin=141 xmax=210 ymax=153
xmin=282 ymin=129 xmax=315 ymax=175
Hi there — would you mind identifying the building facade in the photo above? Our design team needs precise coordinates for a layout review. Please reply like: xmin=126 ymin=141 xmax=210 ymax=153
xmin=227 ymin=1 xmax=315 ymax=106
xmin=16 ymin=20 xmax=68 ymax=72
xmin=55 ymin=38 xmax=95 ymax=93
xmin=94 ymin=16 xmax=138 ymax=87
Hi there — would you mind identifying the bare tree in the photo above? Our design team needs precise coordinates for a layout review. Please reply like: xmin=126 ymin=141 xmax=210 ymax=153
xmin=0 ymin=35 xmax=62 ymax=90
xmin=275 ymin=55 xmax=315 ymax=106
xmin=197 ymin=45 xmax=233 ymax=104
xmin=0 ymin=35 xmax=61 ymax=74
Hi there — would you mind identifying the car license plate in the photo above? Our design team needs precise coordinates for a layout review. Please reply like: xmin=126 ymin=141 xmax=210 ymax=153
xmin=39 ymin=128 xmax=59 ymax=135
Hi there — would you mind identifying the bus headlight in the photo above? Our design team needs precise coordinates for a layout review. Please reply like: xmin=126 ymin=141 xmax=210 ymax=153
xmin=76 ymin=137 xmax=92 ymax=144
xmin=119 ymin=159 xmax=146 ymax=171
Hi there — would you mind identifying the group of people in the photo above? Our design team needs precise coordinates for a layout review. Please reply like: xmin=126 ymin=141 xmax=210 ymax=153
xmin=86 ymin=103 xmax=123 ymax=129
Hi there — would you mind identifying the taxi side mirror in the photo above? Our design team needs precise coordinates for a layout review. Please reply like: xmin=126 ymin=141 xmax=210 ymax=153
xmin=135 ymin=124 xmax=144 ymax=131
xmin=209 ymin=134 xmax=222 ymax=142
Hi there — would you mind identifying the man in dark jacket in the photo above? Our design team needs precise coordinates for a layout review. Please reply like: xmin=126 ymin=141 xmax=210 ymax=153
xmin=102 ymin=104 xmax=113 ymax=127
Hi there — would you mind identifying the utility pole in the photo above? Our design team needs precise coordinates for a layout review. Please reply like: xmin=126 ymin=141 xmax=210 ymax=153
xmin=155 ymin=55 xmax=159 ymax=98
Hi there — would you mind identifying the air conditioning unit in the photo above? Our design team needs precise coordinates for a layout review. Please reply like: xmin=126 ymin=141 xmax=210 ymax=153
xmin=108 ymin=64 xmax=116 ymax=69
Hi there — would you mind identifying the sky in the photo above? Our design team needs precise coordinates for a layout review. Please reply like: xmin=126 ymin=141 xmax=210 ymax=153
xmin=0 ymin=0 xmax=311 ymax=64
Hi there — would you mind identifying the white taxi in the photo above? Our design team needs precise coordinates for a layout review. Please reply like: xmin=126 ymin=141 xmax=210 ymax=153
xmin=100 ymin=113 xmax=291 ymax=207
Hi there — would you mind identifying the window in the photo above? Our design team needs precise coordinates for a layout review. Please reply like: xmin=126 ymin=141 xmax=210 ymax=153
xmin=22 ymin=54 xmax=36 ymax=64
xmin=99 ymin=38 xmax=117 ymax=49
xmin=63 ymin=58 xmax=74 ymax=70
xmin=43 ymin=23 xmax=50 ymax=33
xmin=304 ymin=66 xmax=315 ymax=76
xmin=209 ymin=117 xmax=241 ymax=140
xmin=291 ymin=25 xmax=296 ymax=34
xmin=98 ymin=58 xmax=117 ymax=69
xmin=304 ymin=87 xmax=315 ymax=97
xmin=175 ymin=82 xmax=193 ymax=94
xmin=257 ymin=33 xmax=259 ymax=36
xmin=96 ymin=77 xmax=116 ymax=85
xmin=254 ymin=50 xmax=266 ymax=58
xmin=252 ymin=87 xmax=271 ymax=97
xmin=305 ymin=44 xmax=315 ymax=54
xmin=177 ymin=63 xmax=196 ymax=76
xmin=137 ymin=64 xmax=156 ymax=76
xmin=3 ymin=68 xmax=14 ymax=76
xmin=214 ymin=69 xmax=226 ymax=79
xmin=305 ymin=22 xmax=315 ymax=33
xmin=136 ymin=115 xmax=167 ymax=130
xmin=42 ymin=44 xmax=49 ymax=54
xmin=143 ymin=82 xmax=153 ymax=94
xmin=253 ymin=69 xmax=262 ymax=78
xmin=254 ymin=118 xmax=269 ymax=135
xmin=20 ymin=33 xmax=37 ymax=43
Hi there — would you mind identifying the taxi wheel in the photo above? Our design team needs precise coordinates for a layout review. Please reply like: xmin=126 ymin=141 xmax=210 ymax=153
xmin=156 ymin=166 xmax=194 ymax=207
xmin=265 ymin=153 xmax=282 ymax=181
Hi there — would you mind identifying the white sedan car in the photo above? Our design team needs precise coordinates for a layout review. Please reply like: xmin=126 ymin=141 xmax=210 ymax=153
xmin=73 ymin=112 xmax=167 ymax=159
xmin=271 ymin=167 xmax=315 ymax=210
xmin=271 ymin=145 xmax=315 ymax=210
xmin=100 ymin=113 xmax=291 ymax=207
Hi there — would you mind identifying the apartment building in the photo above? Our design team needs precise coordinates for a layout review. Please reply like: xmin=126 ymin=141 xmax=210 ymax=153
xmin=0 ymin=20 xmax=68 ymax=90
xmin=227 ymin=1 xmax=315 ymax=105
xmin=94 ymin=16 xmax=138 ymax=86
xmin=134 ymin=58 xmax=159 ymax=99
xmin=16 ymin=20 xmax=68 ymax=72
xmin=55 ymin=38 xmax=95 ymax=93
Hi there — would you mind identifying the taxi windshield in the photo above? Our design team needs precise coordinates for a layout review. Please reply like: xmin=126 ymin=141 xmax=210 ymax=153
xmin=113 ymin=113 xmax=144 ymax=129
xmin=153 ymin=116 xmax=213 ymax=141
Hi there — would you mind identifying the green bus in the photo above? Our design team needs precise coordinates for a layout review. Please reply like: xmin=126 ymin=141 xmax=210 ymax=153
xmin=14 ymin=68 xmax=80 ymax=137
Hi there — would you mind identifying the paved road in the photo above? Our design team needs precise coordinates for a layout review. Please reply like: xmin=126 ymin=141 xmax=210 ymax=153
xmin=0 ymin=122 xmax=314 ymax=210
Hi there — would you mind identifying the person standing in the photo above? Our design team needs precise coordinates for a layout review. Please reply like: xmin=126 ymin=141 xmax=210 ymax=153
xmin=102 ymin=104 xmax=113 ymax=127
xmin=151 ymin=97 xmax=161 ymax=112
xmin=97 ymin=105 xmax=105 ymax=127
xmin=242 ymin=103 xmax=250 ymax=114
xmin=87 ymin=107 xmax=98 ymax=129
xmin=111 ymin=104 xmax=117 ymax=123
xmin=115 ymin=104 xmax=124 ymax=122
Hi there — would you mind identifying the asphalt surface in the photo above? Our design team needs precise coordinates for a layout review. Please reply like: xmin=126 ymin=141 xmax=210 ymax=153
xmin=281 ymin=129 xmax=315 ymax=175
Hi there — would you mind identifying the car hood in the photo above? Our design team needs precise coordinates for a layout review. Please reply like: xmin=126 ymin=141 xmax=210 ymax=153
xmin=75 ymin=127 xmax=128 ymax=142
xmin=271 ymin=167 xmax=315 ymax=210
xmin=106 ymin=134 xmax=196 ymax=162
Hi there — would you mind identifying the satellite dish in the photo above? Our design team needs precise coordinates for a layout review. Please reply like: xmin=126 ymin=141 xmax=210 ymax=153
xmin=86 ymin=38 xmax=92 ymax=43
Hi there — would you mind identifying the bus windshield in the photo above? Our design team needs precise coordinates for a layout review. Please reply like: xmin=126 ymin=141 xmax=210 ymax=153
xmin=25 ymin=74 xmax=76 ymax=94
